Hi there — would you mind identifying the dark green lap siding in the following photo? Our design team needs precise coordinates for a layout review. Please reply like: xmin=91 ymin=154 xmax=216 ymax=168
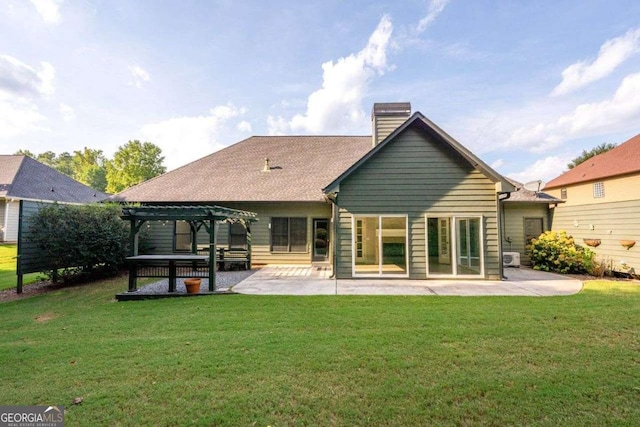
xmin=335 ymin=127 xmax=500 ymax=279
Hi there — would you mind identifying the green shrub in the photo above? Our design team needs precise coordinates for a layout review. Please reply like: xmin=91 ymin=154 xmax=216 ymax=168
xmin=28 ymin=203 xmax=130 ymax=282
xmin=527 ymin=230 xmax=594 ymax=274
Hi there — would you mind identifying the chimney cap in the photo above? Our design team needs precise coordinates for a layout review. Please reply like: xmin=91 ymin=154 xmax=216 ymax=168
xmin=372 ymin=102 xmax=411 ymax=117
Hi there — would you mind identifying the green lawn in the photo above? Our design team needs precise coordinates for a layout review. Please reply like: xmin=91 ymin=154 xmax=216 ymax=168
xmin=0 ymin=244 xmax=42 ymax=291
xmin=1 ymin=277 xmax=638 ymax=426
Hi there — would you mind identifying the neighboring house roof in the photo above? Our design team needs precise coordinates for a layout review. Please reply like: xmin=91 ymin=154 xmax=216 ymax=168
xmin=0 ymin=155 xmax=107 ymax=202
xmin=324 ymin=112 xmax=515 ymax=194
xmin=504 ymin=178 xmax=563 ymax=204
xmin=112 ymin=136 xmax=372 ymax=203
xmin=545 ymin=132 xmax=640 ymax=189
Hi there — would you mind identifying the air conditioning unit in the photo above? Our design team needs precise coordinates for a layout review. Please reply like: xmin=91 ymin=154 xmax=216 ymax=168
xmin=503 ymin=252 xmax=521 ymax=268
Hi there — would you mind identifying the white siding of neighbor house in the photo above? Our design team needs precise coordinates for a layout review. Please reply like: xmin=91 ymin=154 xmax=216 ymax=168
xmin=0 ymin=200 xmax=6 ymax=242
xmin=550 ymin=199 xmax=640 ymax=273
xmin=2 ymin=200 xmax=20 ymax=242
xmin=545 ymin=174 xmax=640 ymax=206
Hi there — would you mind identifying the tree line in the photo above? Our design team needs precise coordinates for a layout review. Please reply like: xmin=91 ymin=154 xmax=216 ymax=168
xmin=16 ymin=140 xmax=166 ymax=194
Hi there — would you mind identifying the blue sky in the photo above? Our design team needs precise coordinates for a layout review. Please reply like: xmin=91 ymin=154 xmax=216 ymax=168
xmin=2 ymin=1 xmax=640 ymax=184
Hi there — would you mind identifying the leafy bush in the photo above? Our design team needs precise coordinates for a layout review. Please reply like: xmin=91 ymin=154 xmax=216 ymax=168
xmin=28 ymin=203 xmax=130 ymax=282
xmin=527 ymin=230 xmax=594 ymax=274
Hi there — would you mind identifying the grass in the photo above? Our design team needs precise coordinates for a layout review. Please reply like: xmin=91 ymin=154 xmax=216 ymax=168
xmin=0 ymin=277 xmax=639 ymax=426
xmin=0 ymin=244 xmax=42 ymax=291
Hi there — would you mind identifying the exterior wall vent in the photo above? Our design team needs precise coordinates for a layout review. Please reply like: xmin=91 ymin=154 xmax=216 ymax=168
xmin=371 ymin=102 xmax=411 ymax=146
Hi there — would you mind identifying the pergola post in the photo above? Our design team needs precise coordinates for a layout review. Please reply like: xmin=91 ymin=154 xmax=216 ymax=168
xmin=209 ymin=218 xmax=216 ymax=292
xmin=246 ymin=222 xmax=252 ymax=270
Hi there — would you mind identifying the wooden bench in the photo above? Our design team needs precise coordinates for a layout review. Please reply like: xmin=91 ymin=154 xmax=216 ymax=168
xmin=216 ymin=248 xmax=250 ymax=271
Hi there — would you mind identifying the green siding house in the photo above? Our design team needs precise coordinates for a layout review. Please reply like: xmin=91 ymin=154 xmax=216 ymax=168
xmin=113 ymin=103 xmax=516 ymax=280
xmin=324 ymin=111 xmax=513 ymax=279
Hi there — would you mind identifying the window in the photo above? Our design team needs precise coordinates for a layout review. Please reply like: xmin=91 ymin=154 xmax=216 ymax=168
xmin=593 ymin=182 xmax=605 ymax=198
xmin=229 ymin=222 xmax=247 ymax=249
xmin=561 ymin=188 xmax=567 ymax=199
xmin=174 ymin=220 xmax=192 ymax=251
xmin=271 ymin=218 xmax=307 ymax=252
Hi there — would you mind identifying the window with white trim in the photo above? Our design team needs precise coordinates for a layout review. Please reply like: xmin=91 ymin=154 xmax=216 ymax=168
xmin=593 ymin=182 xmax=604 ymax=198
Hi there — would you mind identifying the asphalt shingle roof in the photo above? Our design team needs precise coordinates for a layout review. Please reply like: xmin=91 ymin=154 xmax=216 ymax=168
xmin=0 ymin=155 xmax=108 ymax=202
xmin=113 ymin=136 xmax=373 ymax=203
xmin=545 ymin=133 xmax=640 ymax=189
xmin=505 ymin=178 xmax=562 ymax=204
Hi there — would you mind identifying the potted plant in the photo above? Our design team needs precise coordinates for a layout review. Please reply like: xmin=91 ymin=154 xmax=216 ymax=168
xmin=583 ymin=238 xmax=601 ymax=247
xmin=184 ymin=278 xmax=201 ymax=294
xmin=620 ymin=240 xmax=636 ymax=250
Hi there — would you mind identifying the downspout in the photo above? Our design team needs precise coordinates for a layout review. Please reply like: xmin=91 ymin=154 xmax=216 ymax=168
xmin=324 ymin=193 xmax=339 ymax=281
xmin=497 ymin=191 xmax=511 ymax=280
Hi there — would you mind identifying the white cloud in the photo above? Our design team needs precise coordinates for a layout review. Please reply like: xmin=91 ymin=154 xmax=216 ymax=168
xmin=490 ymin=158 xmax=504 ymax=169
xmin=506 ymin=155 xmax=572 ymax=184
xmin=267 ymin=115 xmax=288 ymax=136
xmin=0 ymin=55 xmax=55 ymax=98
xmin=0 ymin=55 xmax=55 ymax=139
xmin=129 ymin=65 xmax=150 ymax=88
xmin=510 ymin=72 xmax=640 ymax=151
xmin=0 ymin=99 xmax=47 ymax=139
xmin=416 ymin=0 xmax=450 ymax=33
xmin=551 ymin=27 xmax=640 ymax=96
xmin=237 ymin=120 xmax=252 ymax=133
xmin=270 ymin=15 xmax=393 ymax=135
xmin=29 ymin=0 xmax=62 ymax=24
xmin=59 ymin=103 xmax=75 ymax=121
xmin=140 ymin=103 xmax=248 ymax=170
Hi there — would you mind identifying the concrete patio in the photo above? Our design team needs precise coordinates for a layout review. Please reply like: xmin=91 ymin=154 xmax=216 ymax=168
xmin=231 ymin=265 xmax=583 ymax=296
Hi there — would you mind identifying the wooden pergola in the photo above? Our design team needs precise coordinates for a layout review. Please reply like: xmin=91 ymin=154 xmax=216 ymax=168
xmin=121 ymin=205 xmax=257 ymax=293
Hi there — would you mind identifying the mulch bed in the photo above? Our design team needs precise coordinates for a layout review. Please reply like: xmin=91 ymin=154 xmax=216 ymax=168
xmin=0 ymin=280 xmax=66 ymax=303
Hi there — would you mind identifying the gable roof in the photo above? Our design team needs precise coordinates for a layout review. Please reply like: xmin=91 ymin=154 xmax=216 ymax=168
xmin=324 ymin=112 xmax=514 ymax=194
xmin=504 ymin=178 xmax=563 ymax=204
xmin=0 ymin=155 xmax=107 ymax=202
xmin=545 ymin=133 xmax=640 ymax=189
xmin=112 ymin=136 xmax=372 ymax=203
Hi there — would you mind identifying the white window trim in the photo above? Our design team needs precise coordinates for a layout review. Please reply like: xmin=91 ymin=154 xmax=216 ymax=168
xmin=425 ymin=215 xmax=485 ymax=279
xmin=351 ymin=214 xmax=409 ymax=278
xmin=593 ymin=182 xmax=605 ymax=198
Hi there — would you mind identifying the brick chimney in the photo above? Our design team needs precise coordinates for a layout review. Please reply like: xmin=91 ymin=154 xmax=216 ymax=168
xmin=371 ymin=102 xmax=411 ymax=146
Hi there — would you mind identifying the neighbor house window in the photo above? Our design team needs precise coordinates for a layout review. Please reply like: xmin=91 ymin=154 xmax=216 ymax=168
xmin=174 ymin=220 xmax=192 ymax=251
xmin=593 ymin=182 xmax=605 ymax=198
xmin=229 ymin=222 xmax=247 ymax=249
xmin=561 ymin=188 xmax=567 ymax=199
xmin=271 ymin=218 xmax=307 ymax=252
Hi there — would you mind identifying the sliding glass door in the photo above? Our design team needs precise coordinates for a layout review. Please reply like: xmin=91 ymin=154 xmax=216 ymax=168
xmin=427 ymin=216 xmax=483 ymax=277
xmin=353 ymin=215 xmax=408 ymax=276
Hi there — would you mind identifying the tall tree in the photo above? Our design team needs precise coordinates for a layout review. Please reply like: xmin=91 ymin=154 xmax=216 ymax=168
xmin=105 ymin=140 xmax=166 ymax=193
xmin=14 ymin=149 xmax=35 ymax=158
xmin=567 ymin=142 xmax=617 ymax=169
xmin=73 ymin=148 xmax=108 ymax=192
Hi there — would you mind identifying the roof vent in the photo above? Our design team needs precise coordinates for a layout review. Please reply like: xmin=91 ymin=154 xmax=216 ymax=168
xmin=262 ymin=158 xmax=270 ymax=172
